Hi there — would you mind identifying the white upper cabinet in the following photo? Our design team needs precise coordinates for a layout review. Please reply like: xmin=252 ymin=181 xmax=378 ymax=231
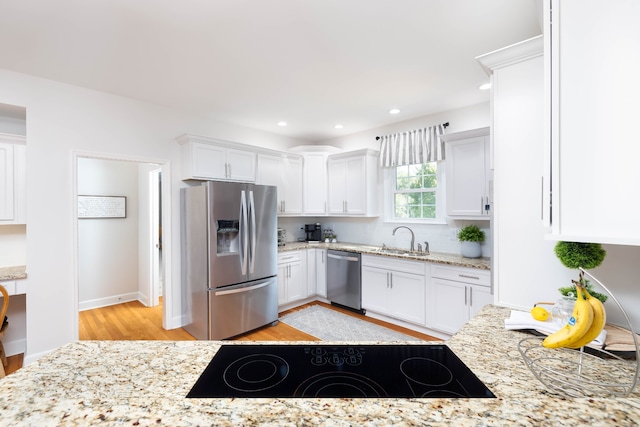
xmin=0 ymin=134 xmax=26 ymax=224
xmin=257 ymin=153 xmax=303 ymax=215
xmin=327 ymin=149 xmax=378 ymax=216
xmin=546 ymin=0 xmax=640 ymax=245
xmin=302 ymin=152 xmax=328 ymax=215
xmin=178 ymin=134 xmax=256 ymax=182
xmin=443 ymin=128 xmax=491 ymax=219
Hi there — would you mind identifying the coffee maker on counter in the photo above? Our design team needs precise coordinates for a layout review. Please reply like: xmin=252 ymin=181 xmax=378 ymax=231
xmin=304 ymin=223 xmax=322 ymax=242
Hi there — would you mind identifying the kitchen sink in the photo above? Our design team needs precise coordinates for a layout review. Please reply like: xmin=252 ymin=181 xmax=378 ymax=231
xmin=372 ymin=248 xmax=430 ymax=258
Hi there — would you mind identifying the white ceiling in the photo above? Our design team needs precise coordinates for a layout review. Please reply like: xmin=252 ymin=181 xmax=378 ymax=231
xmin=0 ymin=0 xmax=542 ymax=142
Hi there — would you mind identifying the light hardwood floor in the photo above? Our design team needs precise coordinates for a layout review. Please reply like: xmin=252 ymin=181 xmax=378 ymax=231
xmin=4 ymin=299 xmax=437 ymax=376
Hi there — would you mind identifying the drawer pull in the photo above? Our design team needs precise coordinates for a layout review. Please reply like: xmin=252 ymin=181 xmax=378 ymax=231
xmin=458 ymin=274 xmax=480 ymax=280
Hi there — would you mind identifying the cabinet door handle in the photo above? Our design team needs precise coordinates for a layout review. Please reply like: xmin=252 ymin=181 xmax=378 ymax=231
xmin=386 ymin=272 xmax=389 ymax=288
xmin=459 ymin=274 xmax=479 ymax=280
xmin=464 ymin=286 xmax=468 ymax=305
xmin=480 ymin=196 xmax=484 ymax=214
xmin=228 ymin=163 xmax=232 ymax=178
xmin=389 ymin=272 xmax=393 ymax=289
xmin=470 ymin=286 xmax=473 ymax=306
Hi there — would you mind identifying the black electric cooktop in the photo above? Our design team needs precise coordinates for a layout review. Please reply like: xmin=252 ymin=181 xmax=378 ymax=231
xmin=187 ymin=344 xmax=495 ymax=398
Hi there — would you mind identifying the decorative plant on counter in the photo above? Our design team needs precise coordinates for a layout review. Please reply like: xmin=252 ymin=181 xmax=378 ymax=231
xmin=457 ymin=225 xmax=485 ymax=242
xmin=457 ymin=225 xmax=485 ymax=258
xmin=554 ymin=241 xmax=608 ymax=302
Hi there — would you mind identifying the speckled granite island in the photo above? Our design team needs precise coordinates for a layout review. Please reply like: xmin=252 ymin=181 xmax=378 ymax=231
xmin=1 ymin=305 xmax=639 ymax=426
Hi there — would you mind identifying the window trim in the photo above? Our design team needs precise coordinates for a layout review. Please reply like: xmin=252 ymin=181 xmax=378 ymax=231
xmin=383 ymin=162 xmax=447 ymax=224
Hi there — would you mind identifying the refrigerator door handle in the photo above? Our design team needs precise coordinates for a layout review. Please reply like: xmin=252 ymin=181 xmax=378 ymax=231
xmin=248 ymin=190 xmax=256 ymax=274
xmin=214 ymin=281 xmax=271 ymax=296
xmin=239 ymin=190 xmax=248 ymax=275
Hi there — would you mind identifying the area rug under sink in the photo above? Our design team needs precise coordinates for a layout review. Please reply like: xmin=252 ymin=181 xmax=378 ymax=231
xmin=279 ymin=305 xmax=421 ymax=342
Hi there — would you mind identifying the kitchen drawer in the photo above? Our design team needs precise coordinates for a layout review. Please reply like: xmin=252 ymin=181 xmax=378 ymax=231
xmin=278 ymin=251 xmax=303 ymax=264
xmin=361 ymin=254 xmax=426 ymax=276
xmin=431 ymin=264 xmax=490 ymax=287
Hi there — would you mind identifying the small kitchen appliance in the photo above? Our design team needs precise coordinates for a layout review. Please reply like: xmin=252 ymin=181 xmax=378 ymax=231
xmin=278 ymin=228 xmax=286 ymax=246
xmin=304 ymin=223 xmax=322 ymax=241
xmin=187 ymin=344 xmax=495 ymax=398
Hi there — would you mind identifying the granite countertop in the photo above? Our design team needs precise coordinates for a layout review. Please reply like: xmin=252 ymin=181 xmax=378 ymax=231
xmin=280 ymin=241 xmax=491 ymax=270
xmin=1 ymin=305 xmax=639 ymax=426
xmin=0 ymin=265 xmax=27 ymax=281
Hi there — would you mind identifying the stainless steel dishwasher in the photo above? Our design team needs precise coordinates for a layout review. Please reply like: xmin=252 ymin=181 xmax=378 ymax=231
xmin=327 ymin=249 xmax=364 ymax=314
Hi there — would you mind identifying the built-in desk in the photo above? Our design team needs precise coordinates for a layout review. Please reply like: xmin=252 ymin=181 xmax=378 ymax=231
xmin=0 ymin=265 xmax=27 ymax=295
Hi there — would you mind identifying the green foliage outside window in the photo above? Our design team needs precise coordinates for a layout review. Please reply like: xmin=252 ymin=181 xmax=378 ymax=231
xmin=393 ymin=162 xmax=438 ymax=219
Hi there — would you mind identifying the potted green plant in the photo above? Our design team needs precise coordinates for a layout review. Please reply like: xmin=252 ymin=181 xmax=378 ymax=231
xmin=554 ymin=241 xmax=608 ymax=302
xmin=457 ymin=225 xmax=485 ymax=258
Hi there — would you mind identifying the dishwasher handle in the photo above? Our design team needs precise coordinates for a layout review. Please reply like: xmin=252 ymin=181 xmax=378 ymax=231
xmin=327 ymin=253 xmax=360 ymax=262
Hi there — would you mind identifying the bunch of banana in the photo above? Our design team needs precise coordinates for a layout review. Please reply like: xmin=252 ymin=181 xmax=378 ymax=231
xmin=542 ymin=285 xmax=606 ymax=349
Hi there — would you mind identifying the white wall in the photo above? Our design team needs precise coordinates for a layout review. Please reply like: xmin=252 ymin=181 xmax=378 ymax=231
xmin=0 ymin=68 xmax=307 ymax=363
xmin=77 ymin=158 xmax=141 ymax=310
xmin=0 ymin=225 xmax=26 ymax=266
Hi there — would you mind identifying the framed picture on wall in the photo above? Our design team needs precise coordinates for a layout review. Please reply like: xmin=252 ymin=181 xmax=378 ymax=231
xmin=78 ymin=195 xmax=127 ymax=219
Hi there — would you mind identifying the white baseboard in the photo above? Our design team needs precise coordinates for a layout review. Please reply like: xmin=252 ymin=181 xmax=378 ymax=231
xmin=23 ymin=347 xmax=54 ymax=366
xmin=364 ymin=310 xmax=451 ymax=341
xmin=78 ymin=292 xmax=141 ymax=311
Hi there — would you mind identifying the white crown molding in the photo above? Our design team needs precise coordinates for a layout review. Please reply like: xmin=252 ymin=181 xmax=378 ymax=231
xmin=476 ymin=35 xmax=544 ymax=75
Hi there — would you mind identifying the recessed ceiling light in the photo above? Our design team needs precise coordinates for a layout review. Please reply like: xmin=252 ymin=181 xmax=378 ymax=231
xmin=334 ymin=124 xmax=344 ymax=129
xmin=389 ymin=108 xmax=400 ymax=115
xmin=277 ymin=121 xmax=287 ymax=127
xmin=479 ymin=83 xmax=491 ymax=90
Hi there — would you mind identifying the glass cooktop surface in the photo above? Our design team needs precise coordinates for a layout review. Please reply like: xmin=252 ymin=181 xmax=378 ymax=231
xmin=187 ymin=344 xmax=495 ymax=398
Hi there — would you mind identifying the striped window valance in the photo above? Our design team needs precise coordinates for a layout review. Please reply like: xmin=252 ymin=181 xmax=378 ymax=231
xmin=378 ymin=123 xmax=447 ymax=168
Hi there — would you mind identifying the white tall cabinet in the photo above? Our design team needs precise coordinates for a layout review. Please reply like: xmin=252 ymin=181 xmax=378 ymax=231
xmin=477 ymin=36 xmax=574 ymax=309
xmin=0 ymin=133 xmax=26 ymax=224
xmin=546 ymin=0 xmax=640 ymax=245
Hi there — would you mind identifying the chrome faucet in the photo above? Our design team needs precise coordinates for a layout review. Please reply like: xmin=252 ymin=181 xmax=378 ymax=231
xmin=392 ymin=226 xmax=415 ymax=252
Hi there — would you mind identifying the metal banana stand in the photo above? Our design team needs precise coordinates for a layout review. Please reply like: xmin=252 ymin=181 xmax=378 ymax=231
xmin=518 ymin=267 xmax=640 ymax=398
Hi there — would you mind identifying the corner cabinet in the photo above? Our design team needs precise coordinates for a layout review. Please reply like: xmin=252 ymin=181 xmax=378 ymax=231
xmin=361 ymin=255 xmax=426 ymax=325
xmin=0 ymin=134 xmax=26 ymax=224
xmin=302 ymin=152 xmax=329 ymax=215
xmin=545 ymin=0 xmax=640 ymax=245
xmin=427 ymin=264 xmax=492 ymax=334
xmin=327 ymin=149 xmax=378 ymax=216
xmin=257 ymin=153 xmax=303 ymax=215
xmin=442 ymin=128 xmax=491 ymax=220
xmin=177 ymin=134 xmax=256 ymax=182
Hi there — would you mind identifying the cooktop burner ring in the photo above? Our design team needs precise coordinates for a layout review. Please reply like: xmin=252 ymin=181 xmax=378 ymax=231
xmin=293 ymin=371 xmax=388 ymax=398
xmin=223 ymin=354 xmax=289 ymax=392
xmin=400 ymin=357 xmax=454 ymax=387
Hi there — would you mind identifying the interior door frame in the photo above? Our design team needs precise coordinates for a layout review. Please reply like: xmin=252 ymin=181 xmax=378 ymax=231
xmin=149 ymin=167 xmax=162 ymax=307
xmin=71 ymin=151 xmax=173 ymax=338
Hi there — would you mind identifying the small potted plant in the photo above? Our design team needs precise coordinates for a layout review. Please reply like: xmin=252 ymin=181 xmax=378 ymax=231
xmin=457 ymin=225 xmax=485 ymax=258
xmin=554 ymin=241 xmax=608 ymax=302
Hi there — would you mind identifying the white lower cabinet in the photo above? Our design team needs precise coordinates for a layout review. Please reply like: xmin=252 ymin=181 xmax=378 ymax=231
xmin=305 ymin=248 xmax=327 ymax=298
xmin=428 ymin=264 xmax=492 ymax=334
xmin=277 ymin=251 xmax=307 ymax=306
xmin=315 ymin=249 xmax=327 ymax=298
xmin=361 ymin=255 xmax=426 ymax=325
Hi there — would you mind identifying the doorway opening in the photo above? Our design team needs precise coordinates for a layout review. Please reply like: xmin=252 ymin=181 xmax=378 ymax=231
xmin=73 ymin=154 xmax=173 ymax=339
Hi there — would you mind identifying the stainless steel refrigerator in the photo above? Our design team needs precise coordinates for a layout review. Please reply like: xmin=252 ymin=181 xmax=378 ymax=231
xmin=181 ymin=181 xmax=278 ymax=340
